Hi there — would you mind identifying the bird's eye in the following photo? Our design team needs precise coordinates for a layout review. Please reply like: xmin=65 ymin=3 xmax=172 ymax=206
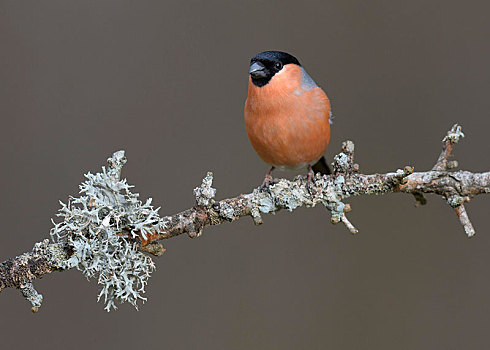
xmin=275 ymin=62 xmax=283 ymax=70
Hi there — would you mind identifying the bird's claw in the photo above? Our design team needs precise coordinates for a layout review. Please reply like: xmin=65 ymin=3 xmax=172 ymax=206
xmin=261 ymin=174 xmax=274 ymax=188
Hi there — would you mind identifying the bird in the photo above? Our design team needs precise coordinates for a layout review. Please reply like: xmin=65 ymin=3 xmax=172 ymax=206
xmin=244 ymin=50 xmax=332 ymax=186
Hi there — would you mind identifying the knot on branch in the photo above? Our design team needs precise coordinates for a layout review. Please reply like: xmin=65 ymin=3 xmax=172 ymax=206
xmin=140 ymin=241 xmax=166 ymax=256
xmin=391 ymin=166 xmax=414 ymax=186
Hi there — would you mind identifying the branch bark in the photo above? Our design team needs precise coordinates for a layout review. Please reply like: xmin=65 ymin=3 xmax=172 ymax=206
xmin=1 ymin=124 xmax=488 ymax=312
xmin=150 ymin=169 xmax=488 ymax=241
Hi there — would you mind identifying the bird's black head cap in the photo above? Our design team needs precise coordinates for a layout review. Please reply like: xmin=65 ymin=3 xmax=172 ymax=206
xmin=249 ymin=51 xmax=301 ymax=87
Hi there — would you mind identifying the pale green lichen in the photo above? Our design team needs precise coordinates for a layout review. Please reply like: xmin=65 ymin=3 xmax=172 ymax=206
xmin=333 ymin=153 xmax=350 ymax=172
xmin=250 ymin=174 xmax=353 ymax=229
xmin=20 ymin=283 xmax=43 ymax=312
xmin=194 ymin=172 xmax=216 ymax=207
xmin=50 ymin=151 xmax=161 ymax=311
xmin=447 ymin=195 xmax=464 ymax=208
xmin=444 ymin=124 xmax=465 ymax=143
xmin=219 ymin=203 xmax=235 ymax=220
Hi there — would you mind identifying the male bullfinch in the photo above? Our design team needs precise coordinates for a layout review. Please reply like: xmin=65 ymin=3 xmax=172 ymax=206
xmin=244 ymin=51 xmax=332 ymax=186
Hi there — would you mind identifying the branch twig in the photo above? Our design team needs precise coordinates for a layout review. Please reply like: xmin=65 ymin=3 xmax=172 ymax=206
xmin=0 ymin=124 xmax=488 ymax=312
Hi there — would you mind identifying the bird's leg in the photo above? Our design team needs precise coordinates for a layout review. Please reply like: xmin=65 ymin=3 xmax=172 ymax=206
xmin=307 ymin=165 xmax=315 ymax=181
xmin=307 ymin=165 xmax=315 ymax=190
xmin=261 ymin=166 xmax=275 ymax=188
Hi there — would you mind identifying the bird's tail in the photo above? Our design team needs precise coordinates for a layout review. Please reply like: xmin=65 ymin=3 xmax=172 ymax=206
xmin=312 ymin=156 xmax=331 ymax=175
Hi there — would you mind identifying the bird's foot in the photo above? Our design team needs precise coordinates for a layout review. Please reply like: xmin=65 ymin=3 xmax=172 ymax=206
xmin=261 ymin=174 xmax=274 ymax=188
xmin=260 ymin=166 xmax=276 ymax=189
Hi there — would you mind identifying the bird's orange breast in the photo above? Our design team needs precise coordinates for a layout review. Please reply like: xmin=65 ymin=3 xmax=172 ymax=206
xmin=244 ymin=64 xmax=331 ymax=169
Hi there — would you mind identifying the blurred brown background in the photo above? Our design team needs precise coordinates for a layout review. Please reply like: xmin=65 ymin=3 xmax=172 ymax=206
xmin=1 ymin=1 xmax=489 ymax=349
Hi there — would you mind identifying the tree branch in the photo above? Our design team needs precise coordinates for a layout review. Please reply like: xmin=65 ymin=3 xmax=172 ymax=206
xmin=0 ymin=124 xmax=488 ymax=312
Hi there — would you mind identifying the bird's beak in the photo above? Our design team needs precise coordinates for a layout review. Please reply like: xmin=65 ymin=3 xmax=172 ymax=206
xmin=249 ymin=62 xmax=267 ymax=78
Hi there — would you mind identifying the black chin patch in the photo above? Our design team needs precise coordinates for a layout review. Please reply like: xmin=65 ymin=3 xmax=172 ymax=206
xmin=249 ymin=51 xmax=301 ymax=87
xmin=251 ymin=74 xmax=273 ymax=87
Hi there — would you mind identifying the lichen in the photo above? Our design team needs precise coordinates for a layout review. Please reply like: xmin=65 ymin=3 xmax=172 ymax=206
xmin=333 ymin=153 xmax=350 ymax=172
xmin=20 ymin=283 xmax=43 ymax=312
xmin=194 ymin=172 xmax=216 ymax=207
xmin=50 ymin=151 xmax=159 ymax=311
xmin=444 ymin=124 xmax=465 ymax=143
xmin=219 ymin=203 xmax=235 ymax=220
xmin=273 ymin=179 xmax=313 ymax=210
